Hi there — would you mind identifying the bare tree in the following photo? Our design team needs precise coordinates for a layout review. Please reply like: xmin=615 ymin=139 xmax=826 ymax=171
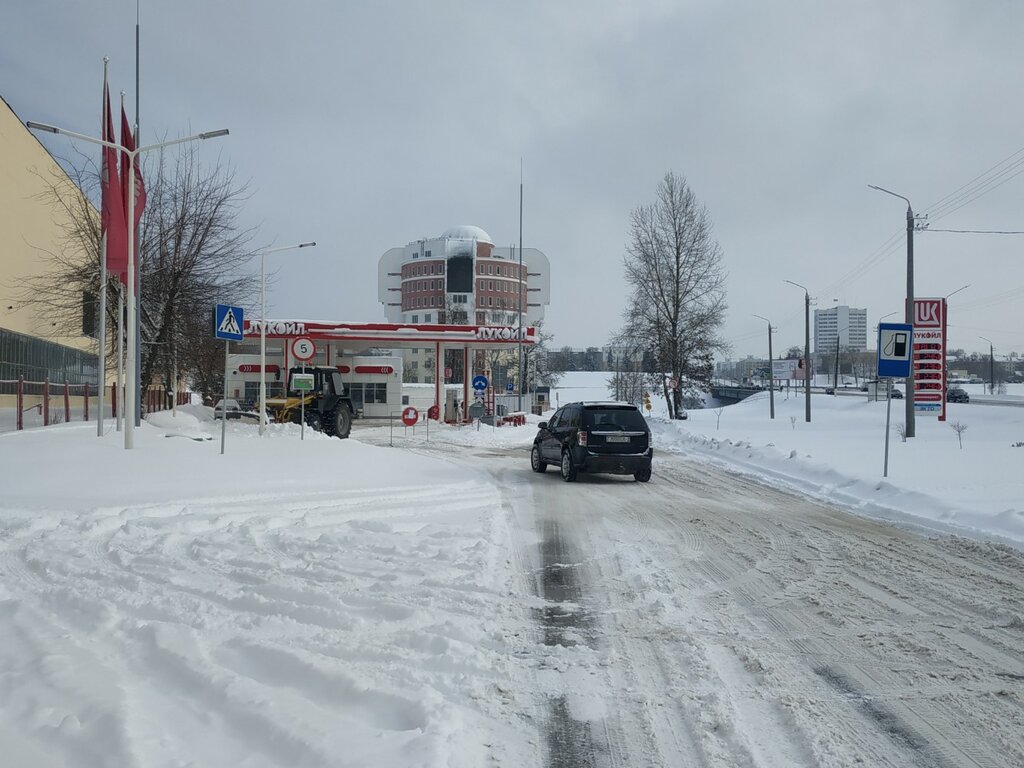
xmin=949 ymin=421 xmax=968 ymax=449
xmin=19 ymin=144 xmax=258 ymax=403
xmin=617 ymin=172 xmax=727 ymax=419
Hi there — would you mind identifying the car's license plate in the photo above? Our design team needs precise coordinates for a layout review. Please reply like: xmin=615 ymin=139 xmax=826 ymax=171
xmin=606 ymin=435 xmax=629 ymax=443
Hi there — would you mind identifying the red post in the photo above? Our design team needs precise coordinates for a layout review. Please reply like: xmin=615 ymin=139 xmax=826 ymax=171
xmin=64 ymin=380 xmax=71 ymax=423
xmin=84 ymin=383 xmax=90 ymax=422
xmin=111 ymin=383 xmax=118 ymax=418
xmin=16 ymin=375 xmax=24 ymax=431
xmin=43 ymin=377 xmax=50 ymax=426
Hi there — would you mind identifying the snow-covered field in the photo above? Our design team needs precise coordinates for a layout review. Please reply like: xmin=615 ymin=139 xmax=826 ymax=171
xmin=1 ymin=371 xmax=1022 ymax=766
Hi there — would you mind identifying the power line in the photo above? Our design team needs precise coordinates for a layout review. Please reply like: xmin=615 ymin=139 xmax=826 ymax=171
xmin=827 ymin=144 xmax=1024 ymax=299
xmin=927 ymin=228 xmax=1024 ymax=234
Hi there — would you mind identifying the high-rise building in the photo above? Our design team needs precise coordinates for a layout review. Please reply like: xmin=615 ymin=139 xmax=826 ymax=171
xmin=813 ymin=305 xmax=867 ymax=353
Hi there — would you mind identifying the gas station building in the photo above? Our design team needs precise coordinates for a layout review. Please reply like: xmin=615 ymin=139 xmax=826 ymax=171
xmin=228 ymin=319 xmax=539 ymax=421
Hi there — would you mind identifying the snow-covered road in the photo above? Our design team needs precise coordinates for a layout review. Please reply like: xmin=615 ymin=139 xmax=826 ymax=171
xmin=435 ymin=440 xmax=1024 ymax=767
xmin=2 ymin=411 xmax=1022 ymax=767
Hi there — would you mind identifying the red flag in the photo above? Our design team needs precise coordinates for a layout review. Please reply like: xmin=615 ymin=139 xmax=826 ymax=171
xmin=120 ymin=106 xmax=146 ymax=232
xmin=101 ymin=81 xmax=128 ymax=282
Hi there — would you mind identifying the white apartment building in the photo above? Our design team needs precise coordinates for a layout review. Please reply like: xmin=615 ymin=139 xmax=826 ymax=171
xmin=814 ymin=305 xmax=868 ymax=353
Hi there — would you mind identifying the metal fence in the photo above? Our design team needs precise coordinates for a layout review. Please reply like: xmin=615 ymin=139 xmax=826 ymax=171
xmin=0 ymin=376 xmax=187 ymax=433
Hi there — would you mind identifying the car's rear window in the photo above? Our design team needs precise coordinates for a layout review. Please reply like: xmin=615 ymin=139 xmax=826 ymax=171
xmin=583 ymin=407 xmax=647 ymax=430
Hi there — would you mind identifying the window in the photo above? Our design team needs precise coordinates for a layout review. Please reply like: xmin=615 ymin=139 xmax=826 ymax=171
xmin=430 ymin=296 xmax=435 ymax=306
xmin=430 ymin=280 xmax=434 ymax=290
xmin=412 ymin=315 xmax=419 ymax=323
xmin=488 ymin=296 xmax=493 ymax=307
xmin=496 ymin=266 xmax=501 ymax=276
xmin=488 ymin=264 xmax=493 ymax=275
xmin=425 ymin=250 xmax=432 ymax=258
xmin=488 ymin=280 xmax=493 ymax=290
xmin=425 ymin=313 xmax=432 ymax=322
xmin=350 ymin=382 xmax=388 ymax=405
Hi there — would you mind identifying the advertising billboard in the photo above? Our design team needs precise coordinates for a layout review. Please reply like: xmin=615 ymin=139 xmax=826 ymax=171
xmin=912 ymin=297 xmax=947 ymax=420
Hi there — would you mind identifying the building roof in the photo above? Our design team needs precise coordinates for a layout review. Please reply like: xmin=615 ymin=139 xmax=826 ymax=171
xmin=442 ymin=225 xmax=492 ymax=244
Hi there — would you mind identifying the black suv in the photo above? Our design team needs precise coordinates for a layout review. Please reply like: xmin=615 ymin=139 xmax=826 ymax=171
xmin=947 ymin=387 xmax=970 ymax=403
xmin=531 ymin=402 xmax=653 ymax=482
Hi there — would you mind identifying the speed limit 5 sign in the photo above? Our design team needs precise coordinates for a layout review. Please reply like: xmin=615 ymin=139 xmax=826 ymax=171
xmin=290 ymin=336 xmax=316 ymax=362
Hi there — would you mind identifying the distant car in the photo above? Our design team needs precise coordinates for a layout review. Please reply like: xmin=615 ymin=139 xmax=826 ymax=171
xmin=213 ymin=399 xmax=243 ymax=419
xmin=825 ymin=386 xmax=836 ymax=395
xmin=531 ymin=401 xmax=653 ymax=482
xmin=890 ymin=388 xmax=903 ymax=399
xmin=947 ymin=387 xmax=970 ymax=403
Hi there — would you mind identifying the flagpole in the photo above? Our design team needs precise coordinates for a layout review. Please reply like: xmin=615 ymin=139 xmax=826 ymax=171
xmin=517 ymin=159 xmax=523 ymax=414
xmin=97 ymin=57 xmax=110 ymax=437
xmin=98 ymin=235 xmax=107 ymax=436
xmin=134 ymin=0 xmax=142 ymax=429
xmin=117 ymin=285 xmax=124 ymax=432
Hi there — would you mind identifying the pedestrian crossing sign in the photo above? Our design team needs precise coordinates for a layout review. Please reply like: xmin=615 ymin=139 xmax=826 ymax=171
xmin=213 ymin=304 xmax=245 ymax=341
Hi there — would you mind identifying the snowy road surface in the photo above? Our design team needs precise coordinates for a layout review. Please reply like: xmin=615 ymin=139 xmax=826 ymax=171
xmin=387 ymin=437 xmax=1024 ymax=767
xmin=1 ymin=414 xmax=1022 ymax=767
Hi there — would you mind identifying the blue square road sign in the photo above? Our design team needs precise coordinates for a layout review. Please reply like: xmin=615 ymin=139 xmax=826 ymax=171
xmin=213 ymin=304 xmax=245 ymax=341
xmin=877 ymin=322 xmax=913 ymax=379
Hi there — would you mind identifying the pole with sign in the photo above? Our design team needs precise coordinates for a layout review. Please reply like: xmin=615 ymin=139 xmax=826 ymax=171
xmin=213 ymin=304 xmax=245 ymax=454
xmin=291 ymin=337 xmax=316 ymax=441
xmin=877 ymin=322 xmax=913 ymax=477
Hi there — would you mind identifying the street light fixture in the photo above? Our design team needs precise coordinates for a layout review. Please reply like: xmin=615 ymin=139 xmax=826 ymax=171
xmin=258 ymin=241 xmax=317 ymax=436
xmin=945 ymin=284 xmax=970 ymax=301
xmin=784 ymin=280 xmax=812 ymax=422
xmin=869 ymin=184 xmax=917 ymax=438
xmin=752 ymin=314 xmax=775 ymax=419
xmin=27 ymin=120 xmax=229 ymax=449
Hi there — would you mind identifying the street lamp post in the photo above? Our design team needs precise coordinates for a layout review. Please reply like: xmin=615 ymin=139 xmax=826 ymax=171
xmin=258 ymin=242 xmax=316 ymax=436
xmin=980 ymin=336 xmax=995 ymax=394
xmin=869 ymin=184 xmax=917 ymax=438
xmin=752 ymin=314 xmax=775 ymax=419
xmin=785 ymin=280 xmax=812 ymax=422
xmin=27 ymin=120 xmax=228 ymax=449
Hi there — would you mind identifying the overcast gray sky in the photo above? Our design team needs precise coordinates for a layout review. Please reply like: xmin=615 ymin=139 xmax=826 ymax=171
xmin=4 ymin=1 xmax=1022 ymax=361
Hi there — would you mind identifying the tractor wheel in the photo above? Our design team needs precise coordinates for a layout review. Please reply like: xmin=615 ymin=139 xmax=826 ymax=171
xmin=332 ymin=405 xmax=352 ymax=439
xmin=306 ymin=410 xmax=323 ymax=432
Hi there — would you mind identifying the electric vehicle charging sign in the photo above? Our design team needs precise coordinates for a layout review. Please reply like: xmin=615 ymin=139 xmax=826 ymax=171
xmin=877 ymin=323 xmax=913 ymax=379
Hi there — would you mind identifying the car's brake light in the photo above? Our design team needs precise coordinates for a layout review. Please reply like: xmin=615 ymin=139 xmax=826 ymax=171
xmin=578 ymin=431 xmax=588 ymax=447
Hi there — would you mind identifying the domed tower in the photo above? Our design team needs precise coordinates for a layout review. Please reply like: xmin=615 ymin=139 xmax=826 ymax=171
xmin=377 ymin=225 xmax=550 ymax=382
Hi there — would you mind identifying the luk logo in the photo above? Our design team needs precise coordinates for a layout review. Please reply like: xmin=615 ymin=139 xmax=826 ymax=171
xmin=914 ymin=299 xmax=943 ymax=328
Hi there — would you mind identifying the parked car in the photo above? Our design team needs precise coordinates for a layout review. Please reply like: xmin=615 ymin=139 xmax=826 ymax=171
xmin=213 ymin=399 xmax=243 ymax=419
xmin=947 ymin=387 xmax=970 ymax=403
xmin=890 ymin=388 xmax=903 ymax=399
xmin=531 ymin=401 xmax=653 ymax=482
xmin=825 ymin=386 xmax=836 ymax=395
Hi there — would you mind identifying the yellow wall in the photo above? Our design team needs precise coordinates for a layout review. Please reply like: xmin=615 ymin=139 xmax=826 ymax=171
xmin=0 ymin=94 xmax=95 ymax=353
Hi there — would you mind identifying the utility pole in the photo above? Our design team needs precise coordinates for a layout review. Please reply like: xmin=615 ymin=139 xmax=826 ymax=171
xmin=786 ymin=280 xmax=812 ymax=422
xmin=981 ymin=336 xmax=995 ymax=394
xmin=869 ymin=185 xmax=919 ymax=437
xmin=753 ymin=315 xmax=775 ymax=419
xmin=805 ymin=290 xmax=811 ymax=421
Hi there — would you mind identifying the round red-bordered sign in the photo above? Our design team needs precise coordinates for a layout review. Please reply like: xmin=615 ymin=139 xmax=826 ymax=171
xmin=401 ymin=406 xmax=419 ymax=427
xmin=291 ymin=336 xmax=316 ymax=362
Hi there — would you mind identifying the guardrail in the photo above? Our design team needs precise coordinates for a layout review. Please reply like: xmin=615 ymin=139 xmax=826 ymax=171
xmin=708 ymin=385 xmax=769 ymax=402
